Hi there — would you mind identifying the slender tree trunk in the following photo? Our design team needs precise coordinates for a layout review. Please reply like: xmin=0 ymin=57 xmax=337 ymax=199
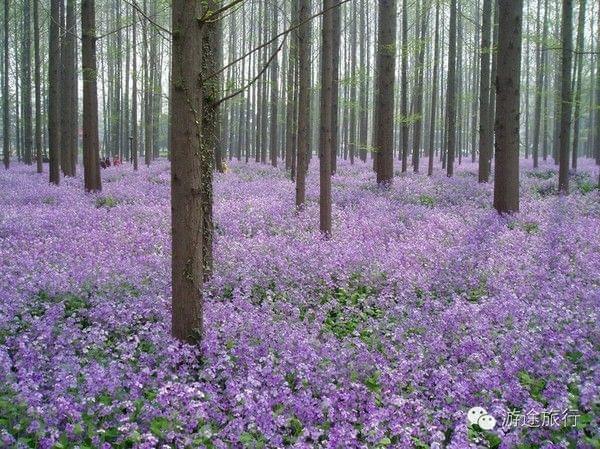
xmin=48 ymin=0 xmax=61 ymax=184
xmin=494 ymin=0 xmax=523 ymax=213
xmin=427 ymin=0 xmax=440 ymax=176
xmin=131 ymin=5 xmax=138 ymax=170
xmin=82 ymin=0 xmax=102 ymax=192
xmin=33 ymin=0 xmax=42 ymax=173
xmin=412 ymin=1 xmax=427 ymax=173
xmin=558 ymin=0 xmax=573 ymax=193
xmin=3 ymin=0 xmax=9 ymax=169
xmin=399 ymin=0 xmax=408 ymax=171
xmin=445 ymin=0 xmax=457 ymax=177
xmin=21 ymin=0 xmax=32 ymax=165
xmin=478 ymin=0 xmax=492 ymax=181
xmin=269 ymin=7 xmax=279 ymax=168
xmin=571 ymin=0 xmax=586 ymax=170
xmin=330 ymin=1 xmax=340 ymax=174
xmin=531 ymin=0 xmax=548 ymax=169
xmin=319 ymin=0 xmax=334 ymax=234
xmin=295 ymin=0 xmax=310 ymax=208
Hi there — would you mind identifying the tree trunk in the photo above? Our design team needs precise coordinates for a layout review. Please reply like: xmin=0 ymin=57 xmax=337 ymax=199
xmin=295 ymin=0 xmax=310 ymax=209
xmin=373 ymin=0 xmax=396 ymax=183
xmin=319 ymin=0 xmax=334 ymax=234
xmin=3 ymin=0 xmax=9 ymax=169
xmin=571 ymin=0 xmax=586 ymax=170
xmin=131 ymin=5 xmax=138 ymax=170
xmin=445 ymin=0 xmax=457 ymax=177
xmin=478 ymin=0 xmax=492 ymax=181
xmin=48 ymin=0 xmax=61 ymax=185
xmin=170 ymin=0 xmax=212 ymax=343
xmin=82 ymin=0 xmax=102 ymax=192
xmin=558 ymin=0 xmax=573 ymax=193
xmin=33 ymin=0 xmax=42 ymax=173
xmin=493 ymin=0 xmax=523 ymax=213
xmin=21 ymin=0 xmax=32 ymax=165
xmin=399 ymin=0 xmax=408 ymax=172
xmin=269 ymin=6 xmax=279 ymax=168
xmin=427 ymin=0 xmax=440 ymax=176
xmin=411 ymin=1 xmax=427 ymax=173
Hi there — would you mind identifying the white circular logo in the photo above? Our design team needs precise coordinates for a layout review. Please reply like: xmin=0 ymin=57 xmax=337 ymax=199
xmin=467 ymin=406 xmax=497 ymax=430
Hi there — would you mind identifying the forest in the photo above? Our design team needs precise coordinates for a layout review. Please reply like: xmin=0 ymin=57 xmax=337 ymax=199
xmin=0 ymin=0 xmax=599 ymax=448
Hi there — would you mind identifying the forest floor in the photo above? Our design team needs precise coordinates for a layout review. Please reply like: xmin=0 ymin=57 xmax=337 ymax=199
xmin=0 ymin=159 xmax=599 ymax=449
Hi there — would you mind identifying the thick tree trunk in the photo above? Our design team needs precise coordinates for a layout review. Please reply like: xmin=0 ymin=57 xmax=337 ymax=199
xmin=48 ymin=0 xmax=61 ymax=185
xmin=63 ymin=0 xmax=77 ymax=176
xmin=81 ymin=0 xmax=102 ymax=192
xmin=558 ymin=0 xmax=573 ymax=193
xmin=171 ymin=0 xmax=209 ymax=343
xmin=373 ymin=0 xmax=397 ymax=184
xmin=493 ymin=0 xmax=523 ymax=213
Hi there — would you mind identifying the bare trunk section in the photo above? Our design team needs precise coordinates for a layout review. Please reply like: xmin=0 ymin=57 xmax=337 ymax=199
xmin=493 ymin=0 xmax=523 ymax=213
xmin=48 ymin=0 xmax=61 ymax=185
xmin=81 ymin=0 xmax=102 ymax=192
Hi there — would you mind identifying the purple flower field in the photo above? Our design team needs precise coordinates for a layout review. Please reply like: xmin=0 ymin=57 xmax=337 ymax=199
xmin=0 ymin=159 xmax=598 ymax=449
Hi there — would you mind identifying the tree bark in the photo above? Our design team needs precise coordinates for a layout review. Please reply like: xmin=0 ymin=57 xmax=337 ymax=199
xmin=21 ymin=0 xmax=32 ymax=165
xmin=48 ymin=0 xmax=61 ymax=184
xmin=3 ymin=0 xmax=9 ymax=169
xmin=558 ymin=0 xmax=573 ymax=193
xmin=82 ymin=0 xmax=102 ymax=192
xmin=33 ymin=0 xmax=42 ymax=173
xmin=493 ymin=0 xmax=523 ymax=213
xmin=571 ymin=0 xmax=586 ymax=170
xmin=478 ymin=0 xmax=492 ymax=181
xmin=445 ymin=0 xmax=457 ymax=177
xmin=295 ymin=0 xmax=310 ymax=209
xmin=373 ymin=0 xmax=397 ymax=184
xmin=427 ymin=0 xmax=440 ymax=176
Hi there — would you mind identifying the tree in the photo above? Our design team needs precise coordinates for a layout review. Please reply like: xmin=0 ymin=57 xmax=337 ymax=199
xmin=21 ymin=0 xmax=32 ymax=165
xmin=373 ymin=0 xmax=396 ymax=184
xmin=82 ymin=0 xmax=102 ymax=192
xmin=411 ymin=0 xmax=427 ymax=173
xmin=571 ymin=0 xmax=586 ymax=170
xmin=427 ymin=0 xmax=440 ymax=176
xmin=478 ymin=0 xmax=492 ymax=181
xmin=531 ymin=0 xmax=549 ymax=169
xmin=269 ymin=6 xmax=279 ymax=168
xmin=33 ymin=0 xmax=42 ymax=173
xmin=399 ymin=0 xmax=408 ymax=172
xmin=558 ymin=0 xmax=573 ymax=194
xmin=493 ymin=0 xmax=523 ymax=213
xmin=295 ymin=0 xmax=310 ymax=209
xmin=445 ymin=0 xmax=457 ymax=177
xmin=319 ymin=0 xmax=334 ymax=234
xmin=171 ymin=0 xmax=221 ymax=343
xmin=63 ymin=0 xmax=77 ymax=176
xmin=131 ymin=5 xmax=139 ymax=171
xmin=3 ymin=0 xmax=8 ymax=169
xmin=48 ymin=0 xmax=61 ymax=185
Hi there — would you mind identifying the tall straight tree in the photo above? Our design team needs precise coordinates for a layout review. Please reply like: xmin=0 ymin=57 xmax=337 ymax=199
xmin=558 ymin=0 xmax=573 ymax=193
xmin=63 ymin=0 xmax=77 ymax=176
xmin=295 ymin=0 xmax=310 ymax=209
xmin=33 ymin=0 xmax=42 ymax=173
xmin=319 ymin=0 xmax=334 ymax=234
xmin=269 ymin=6 xmax=279 ymax=168
xmin=531 ymin=0 xmax=549 ymax=169
xmin=445 ymin=0 xmax=457 ymax=177
xmin=81 ymin=0 xmax=102 ymax=192
xmin=171 ymin=0 xmax=220 ymax=342
xmin=21 ymin=0 xmax=32 ymax=165
xmin=478 ymin=0 xmax=492 ymax=181
xmin=411 ymin=0 xmax=427 ymax=173
xmin=131 ymin=5 xmax=139 ymax=171
xmin=48 ymin=0 xmax=61 ymax=185
xmin=493 ymin=0 xmax=523 ymax=213
xmin=3 ymin=0 xmax=8 ymax=169
xmin=427 ymin=0 xmax=440 ymax=176
xmin=399 ymin=0 xmax=408 ymax=171
xmin=570 ymin=0 xmax=586 ymax=170
xmin=374 ymin=0 xmax=397 ymax=184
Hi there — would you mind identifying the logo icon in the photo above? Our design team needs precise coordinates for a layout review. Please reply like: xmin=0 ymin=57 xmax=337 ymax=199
xmin=467 ymin=407 xmax=497 ymax=430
